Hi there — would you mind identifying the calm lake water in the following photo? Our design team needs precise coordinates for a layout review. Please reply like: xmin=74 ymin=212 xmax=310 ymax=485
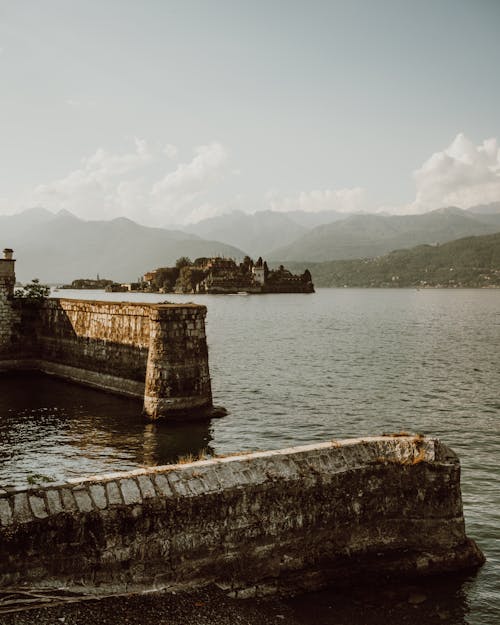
xmin=0 ymin=288 xmax=499 ymax=623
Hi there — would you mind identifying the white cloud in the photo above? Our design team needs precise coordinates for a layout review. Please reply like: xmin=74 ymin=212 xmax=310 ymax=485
xmin=30 ymin=138 xmax=152 ymax=221
xmin=150 ymin=142 xmax=228 ymax=222
xmin=163 ymin=144 xmax=178 ymax=159
xmin=266 ymin=187 xmax=369 ymax=214
xmin=10 ymin=131 xmax=500 ymax=226
xmin=26 ymin=140 xmax=229 ymax=225
xmin=410 ymin=133 xmax=500 ymax=212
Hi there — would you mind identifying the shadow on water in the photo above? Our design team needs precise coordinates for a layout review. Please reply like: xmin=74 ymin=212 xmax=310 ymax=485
xmin=0 ymin=372 xmax=214 ymax=488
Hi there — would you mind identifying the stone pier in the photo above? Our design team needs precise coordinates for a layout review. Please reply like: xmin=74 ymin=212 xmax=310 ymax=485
xmin=0 ymin=436 xmax=485 ymax=595
xmin=0 ymin=249 xmax=215 ymax=420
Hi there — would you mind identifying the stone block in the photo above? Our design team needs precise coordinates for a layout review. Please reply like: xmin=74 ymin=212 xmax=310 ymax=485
xmin=137 ymin=475 xmax=156 ymax=500
xmin=120 ymin=478 xmax=142 ymax=505
xmin=153 ymin=474 xmax=174 ymax=498
xmin=73 ymin=487 xmax=94 ymax=513
xmin=105 ymin=481 xmax=123 ymax=506
xmin=60 ymin=488 xmax=78 ymax=511
xmin=12 ymin=493 xmax=32 ymax=524
xmin=89 ymin=484 xmax=107 ymax=510
xmin=0 ymin=498 xmax=12 ymax=526
xmin=29 ymin=494 xmax=48 ymax=519
xmin=46 ymin=490 xmax=63 ymax=515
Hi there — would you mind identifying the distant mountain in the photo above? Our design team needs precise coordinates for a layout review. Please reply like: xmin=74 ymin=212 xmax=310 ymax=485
xmin=183 ymin=210 xmax=308 ymax=257
xmin=298 ymin=231 xmax=500 ymax=288
xmin=268 ymin=207 xmax=500 ymax=262
xmin=274 ymin=209 xmax=350 ymax=229
xmin=466 ymin=201 xmax=500 ymax=215
xmin=0 ymin=209 xmax=245 ymax=283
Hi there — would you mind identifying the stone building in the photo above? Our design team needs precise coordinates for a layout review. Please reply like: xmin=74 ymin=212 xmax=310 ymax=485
xmin=144 ymin=256 xmax=315 ymax=294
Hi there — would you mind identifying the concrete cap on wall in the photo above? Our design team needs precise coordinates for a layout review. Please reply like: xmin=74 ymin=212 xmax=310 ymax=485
xmin=2 ymin=249 xmax=14 ymax=260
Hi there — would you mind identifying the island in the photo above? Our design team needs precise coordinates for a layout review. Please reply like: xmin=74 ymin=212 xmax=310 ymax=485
xmin=143 ymin=256 xmax=314 ymax=294
xmin=60 ymin=278 xmax=141 ymax=292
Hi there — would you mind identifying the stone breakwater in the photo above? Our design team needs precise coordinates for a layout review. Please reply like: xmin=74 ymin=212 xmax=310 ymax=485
xmin=0 ymin=298 xmax=213 ymax=420
xmin=0 ymin=248 xmax=215 ymax=420
xmin=0 ymin=436 xmax=484 ymax=596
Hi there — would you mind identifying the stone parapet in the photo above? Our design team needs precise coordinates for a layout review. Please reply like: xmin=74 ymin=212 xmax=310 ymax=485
xmin=0 ymin=436 xmax=485 ymax=595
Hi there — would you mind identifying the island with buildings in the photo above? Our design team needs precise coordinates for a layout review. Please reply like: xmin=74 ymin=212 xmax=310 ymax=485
xmin=61 ymin=278 xmax=141 ymax=292
xmin=143 ymin=256 xmax=315 ymax=294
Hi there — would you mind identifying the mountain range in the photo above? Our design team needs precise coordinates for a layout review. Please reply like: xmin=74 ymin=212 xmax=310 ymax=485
xmin=1 ymin=202 xmax=499 ymax=283
xmin=182 ymin=209 xmax=349 ymax=256
xmin=0 ymin=208 xmax=245 ymax=283
xmin=289 ymin=231 xmax=500 ymax=288
xmin=266 ymin=206 xmax=500 ymax=262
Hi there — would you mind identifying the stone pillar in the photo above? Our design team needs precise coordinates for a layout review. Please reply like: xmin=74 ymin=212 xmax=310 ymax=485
xmin=0 ymin=249 xmax=16 ymax=354
xmin=0 ymin=249 xmax=15 ymax=297
xmin=143 ymin=304 xmax=213 ymax=420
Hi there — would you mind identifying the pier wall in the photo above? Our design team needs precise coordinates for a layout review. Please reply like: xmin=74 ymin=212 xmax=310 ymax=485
xmin=13 ymin=299 xmax=152 ymax=397
xmin=0 ymin=251 xmax=213 ymax=419
xmin=0 ymin=437 xmax=484 ymax=596
xmin=3 ymin=299 xmax=212 ymax=418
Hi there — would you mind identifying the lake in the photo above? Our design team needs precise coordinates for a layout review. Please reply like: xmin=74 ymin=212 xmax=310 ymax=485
xmin=0 ymin=288 xmax=498 ymax=623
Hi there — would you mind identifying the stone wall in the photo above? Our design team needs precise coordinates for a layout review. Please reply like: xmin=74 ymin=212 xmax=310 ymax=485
xmin=0 ymin=436 xmax=484 ymax=596
xmin=0 ymin=288 xmax=213 ymax=418
xmin=26 ymin=299 xmax=153 ymax=398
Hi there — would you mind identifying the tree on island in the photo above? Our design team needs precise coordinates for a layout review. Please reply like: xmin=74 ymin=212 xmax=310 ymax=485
xmin=176 ymin=266 xmax=205 ymax=293
xmin=175 ymin=256 xmax=192 ymax=269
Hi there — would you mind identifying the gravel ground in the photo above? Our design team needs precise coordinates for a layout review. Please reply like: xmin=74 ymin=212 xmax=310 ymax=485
xmin=0 ymin=586 xmax=300 ymax=625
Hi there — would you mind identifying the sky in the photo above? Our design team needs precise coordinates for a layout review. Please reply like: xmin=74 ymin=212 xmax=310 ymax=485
xmin=1 ymin=0 xmax=499 ymax=226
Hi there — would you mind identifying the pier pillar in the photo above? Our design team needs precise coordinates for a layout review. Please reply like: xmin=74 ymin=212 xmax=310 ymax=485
xmin=0 ymin=249 xmax=16 ymax=354
xmin=143 ymin=304 xmax=213 ymax=420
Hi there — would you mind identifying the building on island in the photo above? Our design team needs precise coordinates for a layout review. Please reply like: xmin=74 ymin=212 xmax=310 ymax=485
xmin=143 ymin=256 xmax=314 ymax=294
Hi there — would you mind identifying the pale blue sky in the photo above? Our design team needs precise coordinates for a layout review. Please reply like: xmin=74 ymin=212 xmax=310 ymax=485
xmin=1 ymin=0 xmax=499 ymax=224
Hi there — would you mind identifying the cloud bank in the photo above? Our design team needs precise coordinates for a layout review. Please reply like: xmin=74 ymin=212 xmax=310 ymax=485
xmin=266 ymin=188 xmax=369 ymax=214
xmin=271 ymin=133 xmax=500 ymax=217
xmin=26 ymin=140 xmax=229 ymax=225
xmin=3 ymin=132 xmax=499 ymax=225
xmin=411 ymin=133 xmax=500 ymax=212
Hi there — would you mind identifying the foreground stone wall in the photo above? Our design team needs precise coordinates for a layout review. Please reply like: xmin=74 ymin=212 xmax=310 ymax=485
xmin=0 ymin=436 xmax=484 ymax=596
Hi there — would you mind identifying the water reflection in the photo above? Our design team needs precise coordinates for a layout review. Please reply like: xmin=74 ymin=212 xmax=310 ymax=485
xmin=0 ymin=372 xmax=213 ymax=487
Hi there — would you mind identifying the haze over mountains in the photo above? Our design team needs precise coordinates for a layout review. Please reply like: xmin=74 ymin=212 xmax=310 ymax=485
xmin=1 ymin=202 xmax=499 ymax=283
xmin=267 ymin=206 xmax=500 ymax=262
xmin=182 ymin=209 xmax=348 ymax=256
xmin=0 ymin=208 xmax=245 ymax=283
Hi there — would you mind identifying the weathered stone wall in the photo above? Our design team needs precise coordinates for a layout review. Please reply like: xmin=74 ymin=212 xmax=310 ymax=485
xmin=0 ymin=294 xmax=213 ymax=418
xmin=144 ymin=306 xmax=212 ymax=416
xmin=31 ymin=299 xmax=152 ymax=397
xmin=0 ymin=436 xmax=484 ymax=596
